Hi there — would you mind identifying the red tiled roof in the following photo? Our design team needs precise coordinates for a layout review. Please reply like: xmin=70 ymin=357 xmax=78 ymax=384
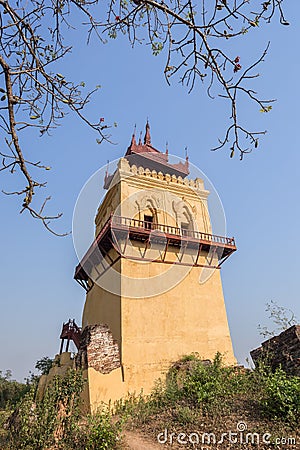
xmin=104 ymin=122 xmax=190 ymax=189
xmin=125 ymin=121 xmax=189 ymax=177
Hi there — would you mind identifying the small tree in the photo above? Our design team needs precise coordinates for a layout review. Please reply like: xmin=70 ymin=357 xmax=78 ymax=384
xmin=0 ymin=370 xmax=29 ymax=409
xmin=258 ymin=300 xmax=298 ymax=338
xmin=35 ymin=357 xmax=53 ymax=376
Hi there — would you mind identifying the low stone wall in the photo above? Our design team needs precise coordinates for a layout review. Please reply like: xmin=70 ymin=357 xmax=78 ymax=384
xmin=76 ymin=324 xmax=121 ymax=374
xmin=250 ymin=325 xmax=300 ymax=376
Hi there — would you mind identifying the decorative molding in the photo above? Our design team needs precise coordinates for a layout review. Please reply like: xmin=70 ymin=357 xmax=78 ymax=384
xmin=116 ymin=159 xmax=206 ymax=192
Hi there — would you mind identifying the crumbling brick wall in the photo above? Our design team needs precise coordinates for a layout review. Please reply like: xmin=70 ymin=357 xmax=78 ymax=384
xmin=250 ymin=325 xmax=300 ymax=376
xmin=76 ymin=324 xmax=121 ymax=374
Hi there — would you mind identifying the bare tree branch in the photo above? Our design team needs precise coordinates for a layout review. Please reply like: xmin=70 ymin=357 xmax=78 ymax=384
xmin=0 ymin=0 xmax=288 ymax=232
xmin=103 ymin=0 xmax=286 ymax=159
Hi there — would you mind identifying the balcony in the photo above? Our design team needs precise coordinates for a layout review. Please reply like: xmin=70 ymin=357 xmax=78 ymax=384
xmin=74 ymin=215 xmax=236 ymax=291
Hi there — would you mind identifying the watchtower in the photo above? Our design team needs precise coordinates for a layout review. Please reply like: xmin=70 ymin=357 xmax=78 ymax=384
xmin=74 ymin=122 xmax=236 ymax=409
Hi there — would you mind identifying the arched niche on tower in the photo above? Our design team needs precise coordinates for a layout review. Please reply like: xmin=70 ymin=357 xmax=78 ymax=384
xmin=134 ymin=194 xmax=161 ymax=226
xmin=172 ymin=199 xmax=195 ymax=234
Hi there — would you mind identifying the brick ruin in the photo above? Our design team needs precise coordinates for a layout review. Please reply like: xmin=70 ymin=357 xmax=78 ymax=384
xmin=250 ymin=325 xmax=300 ymax=376
xmin=76 ymin=324 xmax=121 ymax=374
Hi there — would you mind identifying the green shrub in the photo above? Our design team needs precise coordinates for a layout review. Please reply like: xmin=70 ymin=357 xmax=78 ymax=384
xmin=35 ymin=356 xmax=54 ymax=376
xmin=79 ymin=408 xmax=120 ymax=450
xmin=151 ymin=376 xmax=182 ymax=408
xmin=174 ymin=405 xmax=197 ymax=424
xmin=115 ymin=390 xmax=160 ymax=426
xmin=177 ymin=353 xmax=247 ymax=411
xmin=259 ymin=367 xmax=300 ymax=426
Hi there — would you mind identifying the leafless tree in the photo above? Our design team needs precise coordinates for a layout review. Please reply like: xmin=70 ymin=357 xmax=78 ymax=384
xmin=0 ymin=0 xmax=288 ymax=233
xmin=258 ymin=300 xmax=298 ymax=338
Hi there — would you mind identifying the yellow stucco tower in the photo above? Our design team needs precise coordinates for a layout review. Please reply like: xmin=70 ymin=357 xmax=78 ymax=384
xmin=74 ymin=122 xmax=236 ymax=410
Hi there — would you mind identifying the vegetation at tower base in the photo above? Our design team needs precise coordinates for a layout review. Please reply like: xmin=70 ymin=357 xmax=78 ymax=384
xmin=0 ymin=0 xmax=291 ymax=230
xmin=1 ymin=355 xmax=300 ymax=449
xmin=0 ymin=369 xmax=120 ymax=450
xmin=115 ymin=354 xmax=300 ymax=447
xmin=1 ymin=368 xmax=121 ymax=450
xmin=6 ymin=369 xmax=85 ymax=449
xmin=128 ymin=354 xmax=298 ymax=424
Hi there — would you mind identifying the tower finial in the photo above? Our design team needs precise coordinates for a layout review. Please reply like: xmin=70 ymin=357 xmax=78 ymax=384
xmin=138 ymin=130 xmax=142 ymax=145
xmin=185 ymin=146 xmax=189 ymax=161
xmin=131 ymin=124 xmax=137 ymax=146
xmin=105 ymin=159 xmax=110 ymax=179
xmin=185 ymin=146 xmax=189 ymax=169
xmin=144 ymin=119 xmax=151 ymax=145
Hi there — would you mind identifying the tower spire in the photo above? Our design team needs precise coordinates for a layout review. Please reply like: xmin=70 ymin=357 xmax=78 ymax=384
xmin=138 ymin=130 xmax=142 ymax=145
xmin=130 ymin=124 xmax=137 ymax=147
xmin=104 ymin=159 xmax=110 ymax=184
xmin=105 ymin=159 xmax=109 ymax=174
xmin=185 ymin=146 xmax=189 ymax=169
xmin=144 ymin=119 xmax=151 ymax=145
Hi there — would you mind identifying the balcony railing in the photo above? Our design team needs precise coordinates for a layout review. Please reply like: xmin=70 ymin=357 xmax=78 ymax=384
xmin=111 ymin=215 xmax=235 ymax=247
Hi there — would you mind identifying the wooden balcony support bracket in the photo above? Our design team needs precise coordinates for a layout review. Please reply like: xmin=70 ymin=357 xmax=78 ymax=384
xmin=94 ymin=255 xmax=122 ymax=283
xmin=177 ymin=240 xmax=189 ymax=263
xmin=98 ymin=242 xmax=114 ymax=265
xmin=121 ymin=230 xmax=130 ymax=254
xmin=217 ymin=250 xmax=235 ymax=268
xmin=207 ymin=245 xmax=218 ymax=266
xmin=142 ymin=236 xmax=151 ymax=258
xmin=162 ymin=238 xmax=170 ymax=262
xmin=110 ymin=229 xmax=122 ymax=254
xmin=75 ymin=276 xmax=93 ymax=293
xmin=94 ymin=263 xmax=104 ymax=279
xmin=194 ymin=243 xmax=203 ymax=266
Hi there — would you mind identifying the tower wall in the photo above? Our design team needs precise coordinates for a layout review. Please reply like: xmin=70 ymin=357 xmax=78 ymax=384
xmin=120 ymin=262 xmax=235 ymax=395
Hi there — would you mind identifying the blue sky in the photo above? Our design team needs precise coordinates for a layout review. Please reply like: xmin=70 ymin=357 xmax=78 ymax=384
xmin=1 ymin=2 xmax=300 ymax=380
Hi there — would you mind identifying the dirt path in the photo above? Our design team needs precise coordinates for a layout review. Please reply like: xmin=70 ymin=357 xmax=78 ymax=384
xmin=121 ymin=430 xmax=162 ymax=450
